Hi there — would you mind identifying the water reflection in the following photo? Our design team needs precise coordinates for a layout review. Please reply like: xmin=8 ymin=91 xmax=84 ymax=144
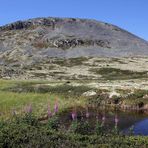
xmin=59 ymin=107 xmax=148 ymax=135
xmin=125 ymin=119 xmax=148 ymax=135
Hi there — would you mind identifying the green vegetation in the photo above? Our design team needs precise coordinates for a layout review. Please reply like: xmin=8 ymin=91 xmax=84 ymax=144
xmin=0 ymin=80 xmax=87 ymax=118
xmin=90 ymin=67 xmax=148 ymax=80
xmin=2 ymin=82 xmax=91 ymax=97
xmin=0 ymin=79 xmax=148 ymax=147
xmin=122 ymin=89 xmax=148 ymax=106
xmin=51 ymin=57 xmax=88 ymax=67
xmin=1 ymin=79 xmax=148 ymax=118
xmin=0 ymin=113 xmax=148 ymax=147
xmin=110 ymin=58 xmax=128 ymax=64
xmin=87 ymin=89 xmax=148 ymax=109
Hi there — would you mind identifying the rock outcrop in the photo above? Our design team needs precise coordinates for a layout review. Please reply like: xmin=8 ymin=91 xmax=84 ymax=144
xmin=0 ymin=17 xmax=148 ymax=79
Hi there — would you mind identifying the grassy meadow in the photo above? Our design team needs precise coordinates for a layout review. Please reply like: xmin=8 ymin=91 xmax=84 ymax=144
xmin=0 ymin=79 xmax=148 ymax=147
xmin=0 ymin=79 xmax=87 ymax=118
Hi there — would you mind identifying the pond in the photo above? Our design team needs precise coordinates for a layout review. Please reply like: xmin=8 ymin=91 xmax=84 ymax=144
xmin=59 ymin=107 xmax=148 ymax=135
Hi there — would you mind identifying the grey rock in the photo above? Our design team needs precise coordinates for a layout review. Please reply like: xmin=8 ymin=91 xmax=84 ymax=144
xmin=0 ymin=17 xmax=148 ymax=62
xmin=0 ymin=17 xmax=148 ymax=79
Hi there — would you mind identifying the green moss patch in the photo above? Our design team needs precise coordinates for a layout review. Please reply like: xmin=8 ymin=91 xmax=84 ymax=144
xmin=90 ymin=67 xmax=148 ymax=80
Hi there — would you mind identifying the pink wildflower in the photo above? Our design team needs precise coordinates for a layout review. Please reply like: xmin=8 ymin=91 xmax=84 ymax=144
xmin=71 ymin=111 xmax=77 ymax=120
xmin=102 ymin=116 xmax=106 ymax=122
xmin=54 ymin=99 xmax=59 ymax=114
xmin=86 ymin=111 xmax=90 ymax=118
xmin=47 ymin=104 xmax=52 ymax=118
xmin=115 ymin=115 xmax=119 ymax=127
xmin=115 ymin=115 xmax=119 ymax=123
xmin=85 ymin=107 xmax=90 ymax=118
xmin=96 ymin=116 xmax=98 ymax=119
xmin=101 ymin=114 xmax=106 ymax=126
xmin=26 ymin=104 xmax=32 ymax=113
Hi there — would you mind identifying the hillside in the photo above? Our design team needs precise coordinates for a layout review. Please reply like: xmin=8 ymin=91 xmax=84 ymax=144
xmin=0 ymin=17 xmax=148 ymax=59
xmin=0 ymin=17 xmax=148 ymax=79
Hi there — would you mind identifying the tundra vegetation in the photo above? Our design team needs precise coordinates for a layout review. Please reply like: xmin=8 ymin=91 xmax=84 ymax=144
xmin=0 ymin=79 xmax=148 ymax=147
xmin=1 ymin=17 xmax=148 ymax=147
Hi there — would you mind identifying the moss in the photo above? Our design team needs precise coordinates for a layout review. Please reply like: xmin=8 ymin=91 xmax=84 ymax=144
xmin=52 ymin=57 xmax=89 ymax=67
xmin=90 ymin=67 xmax=148 ymax=80
xmin=3 ymin=82 xmax=91 ymax=97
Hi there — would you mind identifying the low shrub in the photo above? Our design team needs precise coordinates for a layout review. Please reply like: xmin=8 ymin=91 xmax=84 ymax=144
xmin=46 ymin=116 xmax=60 ymax=131
xmin=0 ymin=117 xmax=148 ymax=147
xmin=4 ymin=84 xmax=91 ymax=97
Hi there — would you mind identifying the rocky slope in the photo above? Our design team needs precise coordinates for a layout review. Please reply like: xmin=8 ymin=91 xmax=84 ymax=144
xmin=0 ymin=17 xmax=148 ymax=58
xmin=0 ymin=17 xmax=148 ymax=79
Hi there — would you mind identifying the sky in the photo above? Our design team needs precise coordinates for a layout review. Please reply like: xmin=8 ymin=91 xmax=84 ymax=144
xmin=0 ymin=0 xmax=148 ymax=40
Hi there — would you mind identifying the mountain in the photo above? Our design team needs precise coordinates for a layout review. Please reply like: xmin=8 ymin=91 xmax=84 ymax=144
xmin=0 ymin=17 xmax=148 ymax=59
xmin=0 ymin=17 xmax=148 ymax=79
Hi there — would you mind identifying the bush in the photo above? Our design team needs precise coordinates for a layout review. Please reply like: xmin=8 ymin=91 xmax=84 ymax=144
xmin=13 ymin=113 xmax=39 ymax=126
xmin=4 ymin=84 xmax=91 ymax=97
xmin=95 ymin=121 xmax=104 ymax=135
xmin=69 ymin=120 xmax=91 ymax=135
xmin=0 ymin=114 xmax=148 ymax=147
xmin=47 ymin=116 xmax=60 ymax=131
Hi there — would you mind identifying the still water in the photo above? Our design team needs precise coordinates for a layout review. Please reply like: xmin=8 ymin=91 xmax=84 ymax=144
xmin=125 ymin=118 xmax=148 ymax=135
xmin=60 ymin=108 xmax=148 ymax=135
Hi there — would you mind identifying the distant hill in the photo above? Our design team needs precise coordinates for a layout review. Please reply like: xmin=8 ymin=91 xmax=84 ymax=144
xmin=0 ymin=17 xmax=148 ymax=79
xmin=0 ymin=17 xmax=148 ymax=61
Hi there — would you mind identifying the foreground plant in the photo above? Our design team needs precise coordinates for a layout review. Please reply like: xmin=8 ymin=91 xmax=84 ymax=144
xmin=0 ymin=113 xmax=148 ymax=148
xmin=47 ymin=103 xmax=52 ymax=118
xmin=54 ymin=99 xmax=59 ymax=114
xmin=111 ymin=114 xmax=120 ymax=135
xmin=47 ymin=116 xmax=60 ymax=131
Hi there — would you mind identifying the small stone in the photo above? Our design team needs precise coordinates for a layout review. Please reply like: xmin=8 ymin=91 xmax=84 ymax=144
xmin=82 ymin=90 xmax=97 ymax=97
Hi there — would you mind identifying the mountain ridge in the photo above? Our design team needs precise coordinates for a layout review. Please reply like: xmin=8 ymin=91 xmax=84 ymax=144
xmin=0 ymin=17 xmax=148 ymax=79
xmin=0 ymin=17 xmax=148 ymax=61
xmin=1 ymin=17 xmax=147 ymax=43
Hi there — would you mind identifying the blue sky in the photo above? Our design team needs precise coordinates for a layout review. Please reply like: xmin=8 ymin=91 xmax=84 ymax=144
xmin=0 ymin=0 xmax=148 ymax=40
